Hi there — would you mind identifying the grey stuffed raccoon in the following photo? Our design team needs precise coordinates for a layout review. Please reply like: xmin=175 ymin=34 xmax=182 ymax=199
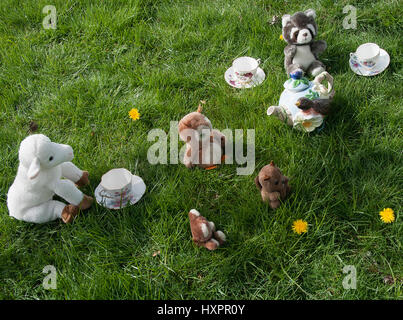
xmin=282 ymin=9 xmax=327 ymax=78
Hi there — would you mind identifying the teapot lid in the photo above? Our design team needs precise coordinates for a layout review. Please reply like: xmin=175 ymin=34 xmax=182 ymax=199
xmin=284 ymin=77 xmax=310 ymax=92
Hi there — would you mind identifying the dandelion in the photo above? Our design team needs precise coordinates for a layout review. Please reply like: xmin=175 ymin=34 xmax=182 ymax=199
xmin=129 ymin=108 xmax=140 ymax=120
xmin=379 ymin=208 xmax=395 ymax=223
xmin=279 ymin=34 xmax=284 ymax=41
xmin=292 ymin=219 xmax=308 ymax=235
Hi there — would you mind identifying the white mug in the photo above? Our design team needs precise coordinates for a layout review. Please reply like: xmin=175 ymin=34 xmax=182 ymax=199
xmin=232 ymin=57 xmax=261 ymax=83
xmin=99 ymin=168 xmax=133 ymax=208
xmin=350 ymin=43 xmax=380 ymax=69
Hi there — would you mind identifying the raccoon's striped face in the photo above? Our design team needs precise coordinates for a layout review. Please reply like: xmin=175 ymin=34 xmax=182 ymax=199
xmin=290 ymin=25 xmax=316 ymax=44
xmin=282 ymin=10 xmax=317 ymax=45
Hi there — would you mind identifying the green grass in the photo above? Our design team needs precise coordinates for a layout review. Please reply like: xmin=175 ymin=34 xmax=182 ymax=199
xmin=0 ymin=0 xmax=402 ymax=299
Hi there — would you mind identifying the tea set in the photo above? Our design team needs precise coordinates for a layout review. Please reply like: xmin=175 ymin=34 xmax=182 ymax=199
xmin=222 ymin=41 xmax=390 ymax=134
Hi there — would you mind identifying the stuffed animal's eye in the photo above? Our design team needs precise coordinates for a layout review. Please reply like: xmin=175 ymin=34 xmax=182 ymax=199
xmin=49 ymin=156 xmax=53 ymax=161
xmin=275 ymin=180 xmax=279 ymax=185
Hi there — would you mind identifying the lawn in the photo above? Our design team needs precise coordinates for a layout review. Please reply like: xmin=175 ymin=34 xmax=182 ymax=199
xmin=0 ymin=0 xmax=402 ymax=299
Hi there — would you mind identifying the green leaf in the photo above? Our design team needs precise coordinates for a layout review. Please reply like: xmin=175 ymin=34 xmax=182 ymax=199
xmin=304 ymin=89 xmax=319 ymax=99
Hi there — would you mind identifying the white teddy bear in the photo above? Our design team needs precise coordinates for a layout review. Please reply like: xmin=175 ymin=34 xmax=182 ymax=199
xmin=7 ymin=134 xmax=93 ymax=224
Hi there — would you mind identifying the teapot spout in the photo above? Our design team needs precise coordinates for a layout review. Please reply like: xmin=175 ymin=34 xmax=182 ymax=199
xmin=267 ymin=106 xmax=293 ymax=126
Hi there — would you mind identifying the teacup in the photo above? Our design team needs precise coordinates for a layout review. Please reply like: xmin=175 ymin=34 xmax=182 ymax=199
xmin=98 ymin=168 xmax=133 ymax=208
xmin=232 ymin=56 xmax=261 ymax=83
xmin=350 ymin=43 xmax=380 ymax=69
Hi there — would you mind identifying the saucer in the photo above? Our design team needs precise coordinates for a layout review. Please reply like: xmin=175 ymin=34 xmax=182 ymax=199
xmin=94 ymin=175 xmax=146 ymax=210
xmin=349 ymin=48 xmax=390 ymax=76
xmin=224 ymin=66 xmax=265 ymax=88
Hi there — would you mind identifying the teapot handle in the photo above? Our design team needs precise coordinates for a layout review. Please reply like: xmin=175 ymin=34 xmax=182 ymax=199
xmin=313 ymin=71 xmax=334 ymax=97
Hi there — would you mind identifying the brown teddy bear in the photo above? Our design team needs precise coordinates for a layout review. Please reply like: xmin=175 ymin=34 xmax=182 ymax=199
xmin=188 ymin=209 xmax=226 ymax=250
xmin=178 ymin=104 xmax=226 ymax=169
xmin=255 ymin=161 xmax=291 ymax=209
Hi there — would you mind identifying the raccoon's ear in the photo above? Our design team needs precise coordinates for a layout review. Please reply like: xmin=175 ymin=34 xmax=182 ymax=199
xmin=282 ymin=14 xmax=291 ymax=27
xmin=305 ymin=9 xmax=316 ymax=19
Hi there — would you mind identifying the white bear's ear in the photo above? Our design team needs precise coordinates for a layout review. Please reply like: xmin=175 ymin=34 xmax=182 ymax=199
xmin=305 ymin=9 xmax=316 ymax=18
xmin=282 ymin=14 xmax=291 ymax=27
xmin=27 ymin=157 xmax=41 ymax=179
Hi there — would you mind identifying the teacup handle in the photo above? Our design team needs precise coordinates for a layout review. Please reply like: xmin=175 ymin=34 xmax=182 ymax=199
xmin=350 ymin=52 xmax=358 ymax=62
xmin=256 ymin=58 xmax=261 ymax=65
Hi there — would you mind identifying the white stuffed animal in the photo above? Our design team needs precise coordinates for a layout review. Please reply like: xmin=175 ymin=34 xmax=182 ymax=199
xmin=7 ymin=134 xmax=93 ymax=224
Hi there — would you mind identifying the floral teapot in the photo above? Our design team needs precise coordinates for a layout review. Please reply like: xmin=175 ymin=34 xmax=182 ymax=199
xmin=267 ymin=71 xmax=334 ymax=132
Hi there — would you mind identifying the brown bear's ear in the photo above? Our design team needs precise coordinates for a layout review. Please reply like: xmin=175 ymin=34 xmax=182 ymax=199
xmin=254 ymin=175 xmax=262 ymax=190
xmin=270 ymin=160 xmax=275 ymax=166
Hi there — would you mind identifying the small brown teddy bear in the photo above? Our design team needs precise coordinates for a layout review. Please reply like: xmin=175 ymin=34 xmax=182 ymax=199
xmin=178 ymin=103 xmax=226 ymax=169
xmin=188 ymin=209 xmax=226 ymax=250
xmin=255 ymin=161 xmax=291 ymax=209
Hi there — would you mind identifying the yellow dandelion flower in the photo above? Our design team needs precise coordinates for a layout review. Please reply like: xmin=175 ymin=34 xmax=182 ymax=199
xmin=292 ymin=219 xmax=308 ymax=235
xmin=379 ymin=208 xmax=395 ymax=223
xmin=129 ymin=108 xmax=140 ymax=120
xmin=279 ymin=34 xmax=284 ymax=40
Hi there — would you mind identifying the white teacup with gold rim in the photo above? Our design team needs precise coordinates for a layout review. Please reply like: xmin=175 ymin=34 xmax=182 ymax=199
xmin=232 ymin=56 xmax=261 ymax=83
xmin=95 ymin=168 xmax=146 ymax=209
xmin=350 ymin=43 xmax=380 ymax=70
